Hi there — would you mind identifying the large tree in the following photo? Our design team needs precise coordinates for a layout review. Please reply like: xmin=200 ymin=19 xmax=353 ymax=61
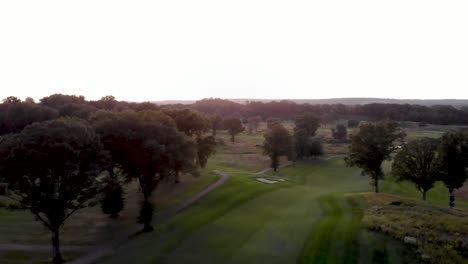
xmin=392 ymin=138 xmax=439 ymax=201
xmin=345 ymin=120 xmax=405 ymax=193
xmin=0 ymin=101 xmax=59 ymax=135
xmin=263 ymin=124 xmax=292 ymax=172
xmin=247 ymin=116 xmax=262 ymax=134
xmin=164 ymin=109 xmax=215 ymax=182
xmin=0 ymin=118 xmax=108 ymax=264
xmin=92 ymin=110 xmax=195 ymax=231
xmin=209 ymin=114 xmax=223 ymax=136
xmin=294 ymin=113 xmax=320 ymax=137
xmin=332 ymin=124 xmax=347 ymax=141
xmin=222 ymin=117 xmax=245 ymax=142
xmin=294 ymin=113 xmax=321 ymax=159
xmin=436 ymin=131 xmax=468 ymax=208
xmin=164 ymin=108 xmax=209 ymax=137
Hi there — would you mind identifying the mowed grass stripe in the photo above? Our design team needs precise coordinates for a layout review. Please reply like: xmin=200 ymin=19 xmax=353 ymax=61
xmin=101 ymin=175 xmax=284 ymax=264
xmin=297 ymin=194 xmax=343 ymax=264
xmin=297 ymin=194 xmax=366 ymax=264
xmin=164 ymin=187 xmax=321 ymax=264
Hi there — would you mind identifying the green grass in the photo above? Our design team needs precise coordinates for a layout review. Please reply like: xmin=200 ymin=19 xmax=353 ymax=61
xmin=3 ymin=122 xmax=468 ymax=263
xmin=101 ymin=172 xmax=284 ymax=264
xmin=381 ymin=161 xmax=468 ymax=208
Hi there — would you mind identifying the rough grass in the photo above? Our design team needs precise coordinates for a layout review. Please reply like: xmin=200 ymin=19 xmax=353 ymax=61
xmin=362 ymin=193 xmax=468 ymax=263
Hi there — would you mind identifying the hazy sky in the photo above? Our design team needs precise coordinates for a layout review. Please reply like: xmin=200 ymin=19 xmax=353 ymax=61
xmin=1 ymin=1 xmax=467 ymax=102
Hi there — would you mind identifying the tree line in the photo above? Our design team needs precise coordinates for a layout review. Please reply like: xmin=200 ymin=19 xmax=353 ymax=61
xmin=0 ymin=94 xmax=220 ymax=264
xmin=261 ymin=115 xmax=468 ymax=209
xmin=186 ymin=98 xmax=468 ymax=125
xmin=262 ymin=113 xmax=323 ymax=172
xmin=345 ymin=120 xmax=468 ymax=207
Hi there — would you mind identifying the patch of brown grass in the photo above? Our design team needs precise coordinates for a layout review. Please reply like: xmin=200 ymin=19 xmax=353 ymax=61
xmin=360 ymin=193 xmax=468 ymax=263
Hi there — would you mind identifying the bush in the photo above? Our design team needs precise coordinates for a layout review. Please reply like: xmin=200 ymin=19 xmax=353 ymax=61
xmin=347 ymin=119 xmax=360 ymax=128
xmin=331 ymin=124 xmax=347 ymax=140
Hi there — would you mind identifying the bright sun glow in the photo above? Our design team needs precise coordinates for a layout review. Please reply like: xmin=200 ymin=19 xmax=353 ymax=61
xmin=1 ymin=0 xmax=467 ymax=101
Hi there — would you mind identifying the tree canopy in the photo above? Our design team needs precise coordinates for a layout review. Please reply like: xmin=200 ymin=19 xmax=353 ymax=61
xmin=222 ymin=117 xmax=245 ymax=142
xmin=436 ymin=131 xmax=468 ymax=207
xmin=294 ymin=113 xmax=321 ymax=159
xmin=0 ymin=118 xmax=108 ymax=264
xmin=392 ymin=138 xmax=439 ymax=200
xmin=263 ymin=124 xmax=292 ymax=172
xmin=345 ymin=120 xmax=405 ymax=193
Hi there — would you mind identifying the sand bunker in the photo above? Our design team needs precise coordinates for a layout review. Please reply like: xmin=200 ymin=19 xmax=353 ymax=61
xmin=256 ymin=178 xmax=280 ymax=184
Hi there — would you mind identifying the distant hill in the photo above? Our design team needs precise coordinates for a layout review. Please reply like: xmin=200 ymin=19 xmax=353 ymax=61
xmin=154 ymin=98 xmax=468 ymax=107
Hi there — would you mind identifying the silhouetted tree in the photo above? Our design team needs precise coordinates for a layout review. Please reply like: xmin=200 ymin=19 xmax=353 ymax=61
xmin=347 ymin=119 xmax=360 ymax=128
xmin=392 ymin=138 xmax=439 ymax=201
xmin=247 ymin=116 xmax=262 ymax=134
xmin=222 ymin=117 xmax=245 ymax=142
xmin=294 ymin=113 xmax=321 ymax=159
xmin=0 ymin=102 xmax=59 ymax=135
xmin=0 ymin=118 xmax=108 ymax=264
xmin=345 ymin=121 xmax=405 ymax=193
xmin=209 ymin=114 xmax=223 ymax=136
xmin=101 ymin=174 xmax=124 ymax=218
xmin=332 ymin=124 xmax=347 ymax=141
xmin=2 ymin=96 xmax=21 ymax=103
xmin=436 ymin=132 xmax=468 ymax=207
xmin=97 ymin=95 xmax=118 ymax=110
xmin=92 ymin=110 xmax=193 ymax=231
xmin=295 ymin=113 xmax=320 ymax=137
xmin=263 ymin=124 xmax=292 ymax=172
xmin=164 ymin=108 xmax=209 ymax=137
xmin=196 ymin=136 xmax=217 ymax=168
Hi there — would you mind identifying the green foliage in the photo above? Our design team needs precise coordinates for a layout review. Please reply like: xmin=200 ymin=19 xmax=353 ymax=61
xmin=196 ymin=136 xmax=216 ymax=168
xmin=0 ymin=101 xmax=59 ymax=135
xmin=332 ymin=124 xmax=347 ymax=140
xmin=0 ymin=117 xmax=108 ymax=264
xmin=294 ymin=113 xmax=321 ymax=160
xmin=2 ymin=96 xmax=21 ymax=104
xmin=436 ymin=131 xmax=468 ymax=207
xmin=294 ymin=136 xmax=324 ymax=160
xmin=222 ymin=117 xmax=245 ymax=142
xmin=345 ymin=120 xmax=405 ymax=192
xmin=91 ymin=110 xmax=198 ymax=230
xmin=294 ymin=112 xmax=320 ymax=137
xmin=392 ymin=138 xmax=439 ymax=200
xmin=209 ymin=114 xmax=223 ymax=136
xmin=263 ymin=124 xmax=292 ymax=172
xmin=164 ymin=108 xmax=209 ymax=137
xmin=101 ymin=176 xmax=125 ymax=218
xmin=247 ymin=116 xmax=261 ymax=134
xmin=39 ymin=93 xmax=98 ymax=118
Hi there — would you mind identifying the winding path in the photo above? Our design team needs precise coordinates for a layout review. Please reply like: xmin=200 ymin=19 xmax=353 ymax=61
xmin=0 ymin=170 xmax=230 ymax=264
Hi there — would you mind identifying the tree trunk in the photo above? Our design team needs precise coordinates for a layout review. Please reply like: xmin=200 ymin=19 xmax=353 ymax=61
xmin=271 ymin=153 xmax=278 ymax=173
xmin=175 ymin=170 xmax=181 ymax=184
xmin=422 ymin=191 xmax=427 ymax=201
xmin=142 ymin=197 xmax=154 ymax=232
xmin=449 ymin=189 xmax=455 ymax=208
xmin=212 ymin=128 xmax=216 ymax=137
xmin=231 ymin=134 xmax=235 ymax=142
xmin=374 ymin=176 xmax=379 ymax=193
xmin=51 ymin=228 xmax=63 ymax=264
